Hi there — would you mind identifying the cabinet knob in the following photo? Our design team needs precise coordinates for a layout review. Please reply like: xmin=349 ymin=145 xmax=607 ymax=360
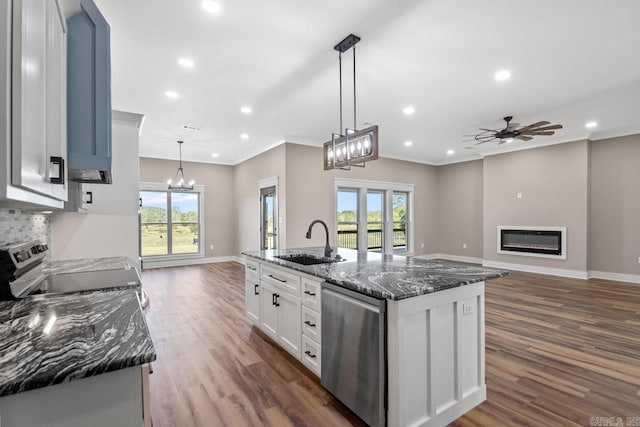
xmin=304 ymin=320 xmax=316 ymax=328
xmin=304 ymin=350 xmax=316 ymax=359
xmin=304 ymin=290 xmax=316 ymax=296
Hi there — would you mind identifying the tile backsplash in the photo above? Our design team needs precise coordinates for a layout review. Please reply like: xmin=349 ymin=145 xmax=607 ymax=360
xmin=0 ymin=209 xmax=50 ymax=247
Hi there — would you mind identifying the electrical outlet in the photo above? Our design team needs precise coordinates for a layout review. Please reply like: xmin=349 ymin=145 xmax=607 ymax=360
xmin=463 ymin=243 xmax=467 ymax=249
xmin=421 ymin=242 xmax=424 ymax=248
xmin=463 ymin=304 xmax=473 ymax=316
xmin=517 ymin=192 xmax=523 ymax=199
xmin=638 ymin=256 xmax=640 ymax=264
xmin=210 ymin=245 xmax=214 ymax=250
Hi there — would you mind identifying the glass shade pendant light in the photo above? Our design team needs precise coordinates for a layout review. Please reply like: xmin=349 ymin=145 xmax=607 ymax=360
xmin=324 ymin=34 xmax=379 ymax=171
xmin=167 ymin=140 xmax=195 ymax=191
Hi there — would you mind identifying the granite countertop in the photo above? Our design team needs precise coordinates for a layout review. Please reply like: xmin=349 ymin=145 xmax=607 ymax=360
xmin=0 ymin=289 xmax=156 ymax=397
xmin=43 ymin=256 xmax=137 ymax=275
xmin=243 ymin=247 xmax=509 ymax=300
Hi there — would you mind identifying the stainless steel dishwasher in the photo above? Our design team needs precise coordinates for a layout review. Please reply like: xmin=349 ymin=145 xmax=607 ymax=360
xmin=321 ymin=282 xmax=386 ymax=427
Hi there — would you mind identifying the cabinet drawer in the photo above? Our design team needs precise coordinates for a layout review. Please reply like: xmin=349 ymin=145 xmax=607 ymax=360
xmin=301 ymin=278 xmax=322 ymax=312
xmin=301 ymin=335 xmax=321 ymax=377
xmin=245 ymin=259 xmax=259 ymax=279
xmin=261 ymin=264 xmax=300 ymax=296
xmin=301 ymin=305 xmax=321 ymax=344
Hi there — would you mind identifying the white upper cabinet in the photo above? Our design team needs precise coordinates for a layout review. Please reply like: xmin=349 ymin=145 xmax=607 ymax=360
xmin=0 ymin=0 xmax=68 ymax=208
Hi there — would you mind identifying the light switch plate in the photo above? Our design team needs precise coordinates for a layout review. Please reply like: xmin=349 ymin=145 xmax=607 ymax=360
xmin=463 ymin=304 xmax=473 ymax=316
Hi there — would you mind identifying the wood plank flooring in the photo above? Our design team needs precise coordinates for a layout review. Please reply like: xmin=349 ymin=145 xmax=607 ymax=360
xmin=142 ymin=263 xmax=640 ymax=426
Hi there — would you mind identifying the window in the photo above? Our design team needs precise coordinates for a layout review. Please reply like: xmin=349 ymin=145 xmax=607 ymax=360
xmin=392 ymin=192 xmax=408 ymax=252
xmin=337 ymin=189 xmax=358 ymax=249
xmin=367 ymin=191 xmax=384 ymax=252
xmin=335 ymin=178 xmax=414 ymax=255
xmin=139 ymin=184 xmax=204 ymax=258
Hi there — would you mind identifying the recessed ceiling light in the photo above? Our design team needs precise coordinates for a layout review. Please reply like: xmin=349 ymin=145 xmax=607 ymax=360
xmin=402 ymin=106 xmax=415 ymax=116
xmin=495 ymin=69 xmax=511 ymax=81
xmin=240 ymin=106 xmax=252 ymax=114
xmin=202 ymin=1 xmax=222 ymax=14
xmin=447 ymin=149 xmax=455 ymax=155
xmin=240 ymin=133 xmax=249 ymax=140
xmin=404 ymin=141 xmax=413 ymax=147
xmin=178 ymin=58 xmax=194 ymax=68
xmin=165 ymin=91 xmax=179 ymax=99
xmin=211 ymin=153 xmax=219 ymax=158
xmin=585 ymin=121 xmax=598 ymax=129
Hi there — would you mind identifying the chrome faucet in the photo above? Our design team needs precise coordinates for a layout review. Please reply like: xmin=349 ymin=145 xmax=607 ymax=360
xmin=306 ymin=219 xmax=333 ymax=258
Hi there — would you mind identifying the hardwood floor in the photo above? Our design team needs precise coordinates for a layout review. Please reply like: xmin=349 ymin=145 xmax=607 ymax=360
xmin=142 ymin=263 xmax=640 ymax=426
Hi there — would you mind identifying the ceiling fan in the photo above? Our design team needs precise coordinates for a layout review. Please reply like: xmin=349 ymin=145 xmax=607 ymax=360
xmin=465 ymin=116 xmax=563 ymax=145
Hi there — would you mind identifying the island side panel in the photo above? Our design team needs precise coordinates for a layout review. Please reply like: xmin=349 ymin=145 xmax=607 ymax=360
xmin=387 ymin=281 xmax=486 ymax=427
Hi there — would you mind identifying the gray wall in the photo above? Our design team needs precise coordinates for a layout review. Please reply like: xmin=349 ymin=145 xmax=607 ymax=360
xmin=483 ymin=140 xmax=590 ymax=272
xmin=284 ymin=143 xmax=439 ymax=255
xmin=234 ymin=144 xmax=287 ymax=253
xmin=589 ymin=134 xmax=640 ymax=275
xmin=436 ymin=160 xmax=483 ymax=258
xmin=139 ymin=157 xmax=238 ymax=257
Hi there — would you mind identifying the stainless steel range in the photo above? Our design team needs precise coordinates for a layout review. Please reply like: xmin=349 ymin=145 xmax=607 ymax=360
xmin=0 ymin=240 xmax=149 ymax=313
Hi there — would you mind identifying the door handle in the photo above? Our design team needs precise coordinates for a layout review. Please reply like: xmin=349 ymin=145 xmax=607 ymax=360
xmin=304 ymin=290 xmax=316 ymax=296
xmin=49 ymin=156 xmax=65 ymax=184
xmin=86 ymin=191 xmax=93 ymax=204
xmin=254 ymin=284 xmax=259 ymax=295
xmin=304 ymin=350 xmax=316 ymax=359
xmin=304 ymin=320 xmax=316 ymax=328
xmin=275 ymin=294 xmax=280 ymax=307
xmin=272 ymin=294 xmax=276 ymax=306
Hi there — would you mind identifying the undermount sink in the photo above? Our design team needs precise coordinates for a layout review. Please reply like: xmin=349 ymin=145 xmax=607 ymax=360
xmin=275 ymin=254 xmax=341 ymax=266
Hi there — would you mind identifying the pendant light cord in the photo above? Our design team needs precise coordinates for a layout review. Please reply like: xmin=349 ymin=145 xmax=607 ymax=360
xmin=339 ymin=52 xmax=343 ymax=134
xmin=353 ymin=46 xmax=356 ymax=130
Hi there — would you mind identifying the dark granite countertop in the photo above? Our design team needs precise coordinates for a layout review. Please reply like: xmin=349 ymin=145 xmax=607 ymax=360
xmin=243 ymin=247 xmax=509 ymax=300
xmin=0 ymin=289 xmax=156 ymax=397
xmin=43 ymin=256 xmax=137 ymax=275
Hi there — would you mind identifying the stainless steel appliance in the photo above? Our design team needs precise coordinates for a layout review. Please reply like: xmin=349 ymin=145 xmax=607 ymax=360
xmin=0 ymin=240 xmax=148 ymax=314
xmin=321 ymin=282 xmax=387 ymax=427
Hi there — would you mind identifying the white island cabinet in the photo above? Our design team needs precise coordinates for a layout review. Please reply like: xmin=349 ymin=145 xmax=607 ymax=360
xmin=244 ymin=257 xmax=487 ymax=427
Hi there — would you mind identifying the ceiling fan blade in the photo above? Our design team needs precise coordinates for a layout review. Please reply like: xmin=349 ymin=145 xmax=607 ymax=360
xmin=521 ymin=131 xmax=555 ymax=136
xmin=516 ymin=135 xmax=533 ymax=141
xmin=517 ymin=121 xmax=550 ymax=133
xmin=527 ymin=124 xmax=563 ymax=131
xmin=479 ymin=128 xmax=498 ymax=132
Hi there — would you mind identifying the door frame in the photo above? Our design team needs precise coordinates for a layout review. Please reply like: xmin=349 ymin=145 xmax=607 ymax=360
xmin=258 ymin=176 xmax=279 ymax=250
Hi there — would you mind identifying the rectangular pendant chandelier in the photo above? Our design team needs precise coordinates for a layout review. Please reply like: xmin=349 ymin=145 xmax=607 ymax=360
xmin=323 ymin=125 xmax=379 ymax=170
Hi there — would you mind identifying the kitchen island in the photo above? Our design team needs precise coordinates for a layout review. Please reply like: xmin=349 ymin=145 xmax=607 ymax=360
xmin=243 ymin=247 xmax=508 ymax=427
xmin=0 ymin=288 xmax=155 ymax=427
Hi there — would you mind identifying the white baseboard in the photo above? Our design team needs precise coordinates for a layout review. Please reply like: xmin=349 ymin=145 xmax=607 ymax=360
xmin=143 ymin=256 xmax=244 ymax=269
xmin=483 ymin=260 xmax=589 ymax=279
xmin=413 ymin=253 xmax=483 ymax=264
xmin=588 ymin=270 xmax=640 ymax=284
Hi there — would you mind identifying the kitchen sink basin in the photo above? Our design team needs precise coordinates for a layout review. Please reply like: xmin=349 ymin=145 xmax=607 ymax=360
xmin=275 ymin=254 xmax=341 ymax=266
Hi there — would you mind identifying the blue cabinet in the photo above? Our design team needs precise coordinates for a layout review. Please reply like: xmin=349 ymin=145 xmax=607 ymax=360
xmin=66 ymin=0 xmax=112 ymax=184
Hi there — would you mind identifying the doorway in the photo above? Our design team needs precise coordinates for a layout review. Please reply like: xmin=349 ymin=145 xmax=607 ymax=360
xmin=260 ymin=185 xmax=277 ymax=250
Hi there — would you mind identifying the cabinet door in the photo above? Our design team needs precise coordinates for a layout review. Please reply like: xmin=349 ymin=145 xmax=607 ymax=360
xmin=245 ymin=277 xmax=260 ymax=326
xmin=11 ymin=0 xmax=50 ymax=196
xmin=277 ymin=291 xmax=302 ymax=359
xmin=260 ymin=283 xmax=278 ymax=341
xmin=45 ymin=0 xmax=67 ymax=201
xmin=67 ymin=0 xmax=111 ymax=175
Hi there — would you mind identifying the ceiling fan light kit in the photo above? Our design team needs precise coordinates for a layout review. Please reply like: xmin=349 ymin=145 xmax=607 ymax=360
xmin=324 ymin=34 xmax=379 ymax=170
xmin=469 ymin=116 xmax=563 ymax=146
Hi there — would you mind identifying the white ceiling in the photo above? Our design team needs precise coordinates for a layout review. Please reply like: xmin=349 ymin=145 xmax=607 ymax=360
xmin=94 ymin=0 xmax=640 ymax=166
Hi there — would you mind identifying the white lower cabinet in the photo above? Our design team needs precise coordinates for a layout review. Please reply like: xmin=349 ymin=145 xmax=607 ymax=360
xmin=245 ymin=275 xmax=260 ymax=326
xmin=260 ymin=281 xmax=301 ymax=359
xmin=246 ymin=260 xmax=322 ymax=376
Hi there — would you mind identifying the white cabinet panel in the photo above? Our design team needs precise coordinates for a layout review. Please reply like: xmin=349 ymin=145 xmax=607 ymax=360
xmin=260 ymin=282 xmax=278 ymax=341
xmin=301 ymin=277 xmax=322 ymax=312
xmin=301 ymin=335 xmax=321 ymax=377
xmin=301 ymin=305 xmax=321 ymax=344
xmin=245 ymin=274 xmax=260 ymax=326
xmin=277 ymin=290 xmax=301 ymax=359
xmin=45 ymin=0 xmax=67 ymax=201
